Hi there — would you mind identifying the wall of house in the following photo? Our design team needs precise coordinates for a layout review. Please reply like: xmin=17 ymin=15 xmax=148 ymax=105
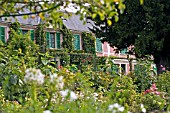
xmin=96 ymin=41 xmax=136 ymax=74
xmin=0 ymin=22 xmax=136 ymax=74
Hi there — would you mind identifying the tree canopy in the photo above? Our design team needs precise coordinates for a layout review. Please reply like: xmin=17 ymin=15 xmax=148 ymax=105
xmin=0 ymin=0 xmax=131 ymax=28
xmin=89 ymin=0 xmax=170 ymax=72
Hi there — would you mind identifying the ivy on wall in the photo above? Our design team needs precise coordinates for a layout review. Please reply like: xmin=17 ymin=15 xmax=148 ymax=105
xmin=82 ymin=32 xmax=96 ymax=54
xmin=8 ymin=22 xmax=21 ymax=43
xmin=35 ymin=24 xmax=46 ymax=53
xmin=60 ymin=25 xmax=74 ymax=52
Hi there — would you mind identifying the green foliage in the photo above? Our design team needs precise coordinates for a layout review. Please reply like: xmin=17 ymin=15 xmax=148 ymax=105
xmin=8 ymin=22 xmax=21 ymax=43
xmin=141 ymin=93 xmax=166 ymax=112
xmin=0 ymin=0 xmax=128 ymax=28
xmin=61 ymin=25 xmax=74 ymax=52
xmin=82 ymin=32 xmax=96 ymax=54
xmin=131 ymin=58 xmax=157 ymax=92
xmin=108 ymin=76 xmax=140 ymax=112
xmin=157 ymin=72 xmax=170 ymax=96
xmin=35 ymin=24 xmax=46 ymax=53
xmin=90 ymin=0 xmax=170 ymax=70
xmin=156 ymin=72 xmax=170 ymax=110
xmin=0 ymin=30 xmax=39 ymax=101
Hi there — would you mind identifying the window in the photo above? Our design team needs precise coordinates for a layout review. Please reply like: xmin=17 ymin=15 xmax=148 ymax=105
xmin=46 ymin=32 xmax=61 ymax=49
xmin=20 ymin=29 xmax=34 ymax=41
xmin=121 ymin=64 xmax=126 ymax=74
xmin=120 ymin=48 xmax=128 ymax=54
xmin=73 ymin=34 xmax=80 ymax=50
xmin=50 ymin=33 xmax=55 ymax=48
xmin=22 ymin=30 xmax=29 ymax=34
xmin=96 ymin=38 xmax=102 ymax=52
xmin=0 ymin=26 xmax=5 ymax=43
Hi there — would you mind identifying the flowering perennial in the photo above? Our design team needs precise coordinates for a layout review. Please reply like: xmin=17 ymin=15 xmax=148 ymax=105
xmin=24 ymin=68 xmax=45 ymax=85
xmin=108 ymin=103 xmax=125 ymax=113
xmin=50 ymin=74 xmax=64 ymax=89
xmin=43 ymin=110 xmax=52 ymax=113
xmin=60 ymin=89 xmax=78 ymax=101
xmin=141 ymin=104 xmax=146 ymax=113
xmin=143 ymin=83 xmax=161 ymax=95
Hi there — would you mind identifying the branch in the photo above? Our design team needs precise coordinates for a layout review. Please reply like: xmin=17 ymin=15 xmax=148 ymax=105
xmin=0 ymin=3 xmax=62 ymax=18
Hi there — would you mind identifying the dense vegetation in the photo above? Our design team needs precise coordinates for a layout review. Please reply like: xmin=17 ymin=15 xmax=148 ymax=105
xmin=89 ymin=0 xmax=170 ymax=74
xmin=0 ymin=31 xmax=170 ymax=113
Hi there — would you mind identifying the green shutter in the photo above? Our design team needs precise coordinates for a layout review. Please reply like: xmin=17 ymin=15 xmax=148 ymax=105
xmin=73 ymin=34 xmax=80 ymax=50
xmin=30 ymin=30 xmax=34 ymax=41
xmin=46 ymin=32 xmax=50 ymax=48
xmin=0 ymin=27 xmax=5 ymax=43
xmin=56 ymin=32 xmax=60 ymax=49
xmin=96 ymin=38 xmax=102 ymax=52
xmin=120 ymin=48 xmax=127 ymax=54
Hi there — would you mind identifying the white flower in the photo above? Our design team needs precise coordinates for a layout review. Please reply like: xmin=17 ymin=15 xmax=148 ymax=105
xmin=108 ymin=104 xmax=114 ymax=111
xmin=58 ymin=76 xmax=63 ymax=82
xmin=50 ymin=73 xmax=58 ymax=82
xmin=112 ymin=110 xmax=116 ymax=113
xmin=58 ymin=81 xmax=64 ymax=89
xmin=142 ymin=108 xmax=146 ymax=113
xmin=108 ymin=103 xmax=125 ymax=112
xmin=43 ymin=110 xmax=52 ymax=113
xmin=50 ymin=74 xmax=64 ymax=89
xmin=141 ymin=104 xmax=144 ymax=108
xmin=127 ymin=111 xmax=132 ymax=113
xmin=93 ymin=92 xmax=99 ymax=97
xmin=70 ymin=91 xmax=78 ymax=101
xmin=60 ymin=89 xmax=69 ymax=97
xmin=113 ymin=103 xmax=120 ymax=108
xmin=24 ymin=68 xmax=45 ymax=85
xmin=141 ymin=104 xmax=146 ymax=113
xmin=118 ymin=106 xmax=124 ymax=112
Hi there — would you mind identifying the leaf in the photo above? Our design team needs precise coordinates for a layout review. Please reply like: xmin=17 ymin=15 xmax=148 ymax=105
xmin=107 ymin=19 xmax=112 ymax=26
xmin=92 ymin=13 xmax=97 ymax=19
xmin=109 ymin=11 xmax=118 ymax=18
xmin=98 ymin=12 xmax=105 ymax=21
xmin=114 ymin=15 xmax=119 ymax=22
xmin=23 ymin=15 xmax=28 ymax=19
xmin=140 ymin=0 xmax=144 ymax=5
xmin=41 ymin=58 xmax=50 ymax=65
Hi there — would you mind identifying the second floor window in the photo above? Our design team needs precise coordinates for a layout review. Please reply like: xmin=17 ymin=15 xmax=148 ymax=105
xmin=46 ymin=32 xmax=61 ymax=49
xmin=73 ymin=34 xmax=80 ymax=50
xmin=0 ymin=26 xmax=5 ymax=43
xmin=120 ymin=48 xmax=128 ymax=54
xmin=96 ymin=38 xmax=102 ymax=52
xmin=50 ymin=33 xmax=55 ymax=48
xmin=20 ymin=29 xmax=34 ymax=41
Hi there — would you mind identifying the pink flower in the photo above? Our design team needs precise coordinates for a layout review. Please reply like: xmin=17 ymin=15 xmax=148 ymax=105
xmin=154 ymin=91 xmax=161 ymax=95
xmin=144 ymin=89 xmax=150 ymax=94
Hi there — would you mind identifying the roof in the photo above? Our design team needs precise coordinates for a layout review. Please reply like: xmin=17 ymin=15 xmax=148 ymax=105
xmin=63 ymin=14 xmax=93 ymax=32
xmin=1 ymin=12 xmax=93 ymax=32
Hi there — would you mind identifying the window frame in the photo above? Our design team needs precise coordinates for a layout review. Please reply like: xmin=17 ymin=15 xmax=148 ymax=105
xmin=96 ymin=38 xmax=103 ymax=52
xmin=73 ymin=34 xmax=81 ymax=50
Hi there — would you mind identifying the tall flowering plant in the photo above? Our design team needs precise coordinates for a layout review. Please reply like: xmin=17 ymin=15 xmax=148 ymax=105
xmin=143 ymin=83 xmax=161 ymax=96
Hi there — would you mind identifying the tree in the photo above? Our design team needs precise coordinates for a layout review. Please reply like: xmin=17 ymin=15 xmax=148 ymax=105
xmin=0 ymin=0 xmax=130 ymax=28
xmin=89 ymin=0 xmax=170 ymax=74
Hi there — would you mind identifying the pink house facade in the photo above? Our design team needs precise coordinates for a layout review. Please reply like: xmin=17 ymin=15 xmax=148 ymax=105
xmin=96 ymin=42 xmax=136 ymax=75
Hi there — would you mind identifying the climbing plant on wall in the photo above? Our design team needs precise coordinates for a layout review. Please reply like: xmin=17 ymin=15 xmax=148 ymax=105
xmin=60 ymin=25 xmax=74 ymax=52
xmin=8 ymin=22 xmax=21 ymax=43
xmin=82 ymin=32 xmax=96 ymax=54
xmin=35 ymin=24 xmax=46 ymax=53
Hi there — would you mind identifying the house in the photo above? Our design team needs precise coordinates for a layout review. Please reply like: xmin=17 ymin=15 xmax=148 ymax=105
xmin=0 ymin=14 xmax=136 ymax=74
